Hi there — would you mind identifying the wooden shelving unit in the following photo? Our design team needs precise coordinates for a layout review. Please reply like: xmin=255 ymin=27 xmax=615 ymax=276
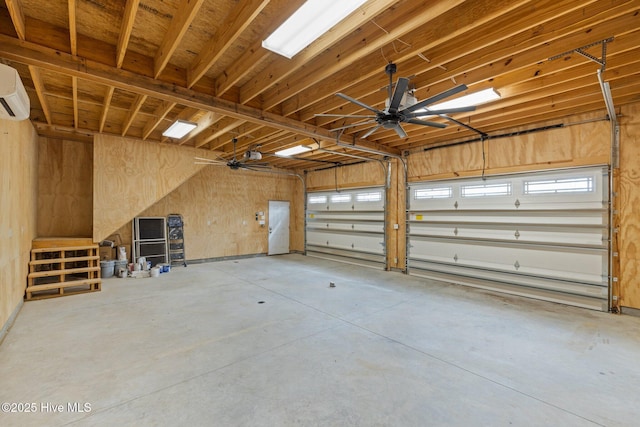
xmin=26 ymin=238 xmax=101 ymax=301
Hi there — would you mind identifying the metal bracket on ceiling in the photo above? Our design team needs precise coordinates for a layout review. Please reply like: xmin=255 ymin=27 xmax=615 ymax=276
xmin=548 ymin=37 xmax=614 ymax=72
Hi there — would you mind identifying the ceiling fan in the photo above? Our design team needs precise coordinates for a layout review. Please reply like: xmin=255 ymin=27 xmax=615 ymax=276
xmin=316 ymin=63 xmax=476 ymax=139
xmin=195 ymin=138 xmax=270 ymax=171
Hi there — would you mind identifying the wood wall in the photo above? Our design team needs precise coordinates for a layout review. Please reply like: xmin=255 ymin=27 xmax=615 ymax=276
xmin=0 ymin=119 xmax=38 ymax=337
xmin=111 ymin=165 xmax=303 ymax=260
xmin=38 ymin=137 xmax=93 ymax=237
xmin=618 ymin=102 xmax=640 ymax=310
xmin=92 ymin=135 xmax=220 ymax=243
xmin=408 ymin=113 xmax=611 ymax=181
xmin=306 ymin=161 xmax=385 ymax=191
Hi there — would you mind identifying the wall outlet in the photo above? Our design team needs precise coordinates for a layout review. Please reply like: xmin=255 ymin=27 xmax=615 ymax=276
xmin=393 ymin=223 xmax=399 ymax=230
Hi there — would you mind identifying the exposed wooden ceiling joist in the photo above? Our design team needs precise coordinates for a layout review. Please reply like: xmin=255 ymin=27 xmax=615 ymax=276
xmin=1 ymin=0 xmax=638 ymax=170
xmin=116 ymin=0 xmax=140 ymax=68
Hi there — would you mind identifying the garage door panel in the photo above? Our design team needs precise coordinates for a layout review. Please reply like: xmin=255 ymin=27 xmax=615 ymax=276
xmin=409 ymin=238 xmax=605 ymax=284
xmin=307 ymin=187 xmax=386 ymax=269
xmin=408 ymin=166 xmax=610 ymax=311
xmin=410 ymin=222 xmax=607 ymax=246
xmin=412 ymin=210 xmax=607 ymax=225
xmin=307 ymin=222 xmax=384 ymax=233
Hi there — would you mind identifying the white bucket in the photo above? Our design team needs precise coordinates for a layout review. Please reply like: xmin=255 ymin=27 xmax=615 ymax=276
xmin=150 ymin=267 xmax=161 ymax=278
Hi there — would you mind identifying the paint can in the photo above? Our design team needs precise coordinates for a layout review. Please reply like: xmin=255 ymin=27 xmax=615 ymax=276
xmin=150 ymin=267 xmax=161 ymax=278
xmin=100 ymin=260 xmax=115 ymax=278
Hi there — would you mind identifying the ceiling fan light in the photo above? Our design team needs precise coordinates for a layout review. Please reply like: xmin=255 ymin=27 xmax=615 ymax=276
xmin=275 ymin=145 xmax=312 ymax=156
xmin=162 ymin=119 xmax=197 ymax=138
xmin=262 ymin=0 xmax=367 ymax=59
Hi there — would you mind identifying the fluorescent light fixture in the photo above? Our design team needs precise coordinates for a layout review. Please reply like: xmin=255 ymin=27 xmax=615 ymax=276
xmin=162 ymin=120 xmax=197 ymax=139
xmin=262 ymin=0 xmax=367 ymax=59
xmin=430 ymin=88 xmax=501 ymax=111
xmin=275 ymin=145 xmax=312 ymax=156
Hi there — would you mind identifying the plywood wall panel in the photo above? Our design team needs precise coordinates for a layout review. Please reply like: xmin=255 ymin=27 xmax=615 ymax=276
xmin=93 ymin=134 xmax=220 ymax=242
xmin=306 ymin=161 xmax=385 ymax=191
xmin=110 ymin=165 xmax=303 ymax=261
xmin=618 ymin=102 xmax=640 ymax=309
xmin=409 ymin=116 xmax=611 ymax=182
xmin=410 ymin=142 xmax=484 ymax=180
xmin=37 ymin=137 xmax=93 ymax=237
xmin=0 ymin=119 xmax=38 ymax=336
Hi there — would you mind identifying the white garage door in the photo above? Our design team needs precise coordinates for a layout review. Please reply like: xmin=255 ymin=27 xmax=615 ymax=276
xmin=408 ymin=166 xmax=610 ymax=311
xmin=306 ymin=187 xmax=386 ymax=269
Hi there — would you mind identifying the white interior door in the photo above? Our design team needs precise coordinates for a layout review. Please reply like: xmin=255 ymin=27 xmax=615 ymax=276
xmin=268 ymin=200 xmax=290 ymax=255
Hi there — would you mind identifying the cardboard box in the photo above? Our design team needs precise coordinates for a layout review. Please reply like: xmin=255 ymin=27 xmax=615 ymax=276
xmin=99 ymin=246 xmax=115 ymax=260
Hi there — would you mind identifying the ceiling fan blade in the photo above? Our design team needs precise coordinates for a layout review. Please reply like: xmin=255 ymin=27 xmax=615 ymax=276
xmin=394 ymin=124 xmax=408 ymax=138
xmin=194 ymin=156 xmax=227 ymax=163
xmin=406 ymin=105 xmax=476 ymax=118
xmin=406 ymin=118 xmax=447 ymax=128
xmin=360 ymin=124 xmax=382 ymax=139
xmin=314 ymin=113 xmax=376 ymax=118
xmin=336 ymin=93 xmax=382 ymax=114
xmin=388 ymin=77 xmax=409 ymax=114
xmin=401 ymin=84 xmax=468 ymax=114
xmin=331 ymin=119 xmax=377 ymax=132
xmin=195 ymin=161 xmax=228 ymax=166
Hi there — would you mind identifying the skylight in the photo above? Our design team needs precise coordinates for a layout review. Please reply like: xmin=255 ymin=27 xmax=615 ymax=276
xmin=162 ymin=120 xmax=197 ymax=139
xmin=429 ymin=88 xmax=501 ymax=111
xmin=275 ymin=145 xmax=313 ymax=156
xmin=262 ymin=0 xmax=368 ymax=59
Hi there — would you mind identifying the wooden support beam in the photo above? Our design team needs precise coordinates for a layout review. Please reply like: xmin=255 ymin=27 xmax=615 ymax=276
xmin=178 ymin=111 xmax=221 ymax=145
xmin=196 ymin=119 xmax=247 ymax=149
xmin=116 ymin=0 xmax=140 ymax=68
xmin=28 ymin=65 xmax=52 ymax=124
xmin=121 ymin=94 xmax=147 ymax=136
xmin=99 ymin=86 xmax=114 ymax=133
xmin=214 ymin=0 xmax=305 ymax=96
xmin=256 ymin=0 xmax=468 ymax=109
xmin=33 ymin=122 xmax=94 ymax=143
xmin=239 ymin=0 xmax=396 ymax=104
xmin=72 ymin=76 xmax=78 ymax=128
xmin=154 ymin=0 xmax=206 ymax=78
xmin=187 ymin=0 xmax=270 ymax=88
xmin=0 ymin=34 xmax=400 ymax=156
xmin=142 ymin=101 xmax=176 ymax=140
xmin=5 ymin=0 xmax=26 ymax=40
xmin=68 ymin=0 xmax=77 ymax=55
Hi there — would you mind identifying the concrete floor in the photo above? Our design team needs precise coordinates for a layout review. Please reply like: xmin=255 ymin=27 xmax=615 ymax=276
xmin=1 ymin=254 xmax=639 ymax=426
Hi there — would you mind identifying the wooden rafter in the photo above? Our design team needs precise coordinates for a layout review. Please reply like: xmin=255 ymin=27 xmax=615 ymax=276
xmin=99 ymin=86 xmax=115 ymax=133
xmin=294 ymin=0 xmax=594 ymax=120
xmin=239 ymin=0 xmax=397 ymax=104
xmin=257 ymin=0 xmax=471 ymax=110
xmin=5 ymin=0 xmax=26 ymax=40
xmin=178 ymin=111 xmax=221 ymax=145
xmin=142 ymin=101 xmax=176 ymax=140
xmin=195 ymin=119 xmax=247 ymax=149
xmin=154 ymin=0 xmax=206 ymax=78
xmin=121 ymin=94 xmax=147 ymax=136
xmin=187 ymin=0 xmax=270 ymax=88
xmin=0 ymin=35 xmax=398 ymax=155
xmin=116 ymin=0 xmax=140 ymax=68
xmin=72 ymin=76 xmax=78 ymax=128
xmin=68 ymin=0 xmax=77 ymax=55
xmin=28 ymin=65 xmax=52 ymax=124
xmin=213 ymin=0 xmax=306 ymax=96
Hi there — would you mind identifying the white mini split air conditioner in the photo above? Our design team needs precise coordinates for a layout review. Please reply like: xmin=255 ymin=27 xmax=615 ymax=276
xmin=0 ymin=64 xmax=30 ymax=121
